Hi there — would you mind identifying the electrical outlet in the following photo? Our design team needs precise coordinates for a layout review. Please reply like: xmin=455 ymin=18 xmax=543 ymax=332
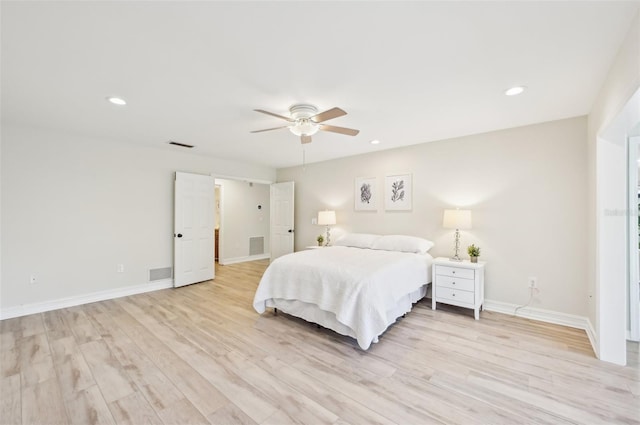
xmin=311 ymin=217 xmax=317 ymax=225
xmin=117 ymin=264 xmax=124 ymax=273
xmin=528 ymin=276 xmax=538 ymax=288
xmin=30 ymin=275 xmax=37 ymax=284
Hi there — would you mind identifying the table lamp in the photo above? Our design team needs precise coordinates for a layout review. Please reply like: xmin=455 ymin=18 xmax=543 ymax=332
xmin=443 ymin=209 xmax=472 ymax=261
xmin=317 ymin=210 xmax=336 ymax=246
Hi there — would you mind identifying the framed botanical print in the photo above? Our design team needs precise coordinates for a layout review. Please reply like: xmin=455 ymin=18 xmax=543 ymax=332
xmin=385 ymin=173 xmax=412 ymax=211
xmin=355 ymin=177 xmax=377 ymax=211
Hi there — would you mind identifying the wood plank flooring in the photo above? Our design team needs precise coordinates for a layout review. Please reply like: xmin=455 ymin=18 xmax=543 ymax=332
xmin=1 ymin=259 xmax=638 ymax=424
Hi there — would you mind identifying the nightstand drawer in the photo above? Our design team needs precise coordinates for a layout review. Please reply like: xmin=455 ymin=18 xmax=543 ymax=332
xmin=435 ymin=265 xmax=475 ymax=280
xmin=436 ymin=287 xmax=474 ymax=304
xmin=435 ymin=275 xmax=475 ymax=292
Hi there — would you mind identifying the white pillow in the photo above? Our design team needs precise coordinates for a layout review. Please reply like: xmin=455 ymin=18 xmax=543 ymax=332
xmin=371 ymin=235 xmax=434 ymax=254
xmin=333 ymin=233 xmax=381 ymax=249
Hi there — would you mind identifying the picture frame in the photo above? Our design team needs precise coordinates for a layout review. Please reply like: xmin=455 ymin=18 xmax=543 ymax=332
xmin=385 ymin=173 xmax=412 ymax=211
xmin=354 ymin=177 xmax=377 ymax=211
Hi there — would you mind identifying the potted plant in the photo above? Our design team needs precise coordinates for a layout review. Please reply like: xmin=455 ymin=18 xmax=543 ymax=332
xmin=467 ymin=244 xmax=481 ymax=263
xmin=316 ymin=234 xmax=324 ymax=246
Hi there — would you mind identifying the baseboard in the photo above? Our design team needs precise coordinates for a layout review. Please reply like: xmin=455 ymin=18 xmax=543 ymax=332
xmin=586 ymin=319 xmax=599 ymax=358
xmin=219 ymin=253 xmax=270 ymax=266
xmin=0 ymin=279 xmax=174 ymax=320
xmin=483 ymin=299 xmax=591 ymax=331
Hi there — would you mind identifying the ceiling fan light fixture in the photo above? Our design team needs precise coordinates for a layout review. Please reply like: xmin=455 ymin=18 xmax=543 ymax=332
xmin=289 ymin=118 xmax=320 ymax=136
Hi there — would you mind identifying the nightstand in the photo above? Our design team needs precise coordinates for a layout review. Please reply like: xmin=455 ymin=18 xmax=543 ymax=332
xmin=431 ymin=257 xmax=485 ymax=320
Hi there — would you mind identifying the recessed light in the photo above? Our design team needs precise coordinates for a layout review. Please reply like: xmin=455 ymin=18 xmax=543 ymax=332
xmin=370 ymin=139 xmax=380 ymax=145
xmin=505 ymin=86 xmax=526 ymax=96
xmin=106 ymin=96 xmax=127 ymax=106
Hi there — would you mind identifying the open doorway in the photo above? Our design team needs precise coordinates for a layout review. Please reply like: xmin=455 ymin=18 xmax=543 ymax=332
xmin=215 ymin=184 xmax=221 ymax=262
xmin=597 ymin=86 xmax=639 ymax=365
xmin=214 ymin=178 xmax=271 ymax=266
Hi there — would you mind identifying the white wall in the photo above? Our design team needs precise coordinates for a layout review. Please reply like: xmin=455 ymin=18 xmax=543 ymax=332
xmin=216 ymin=179 xmax=270 ymax=263
xmin=587 ymin=10 xmax=640 ymax=364
xmin=278 ymin=116 xmax=588 ymax=317
xmin=0 ymin=125 xmax=275 ymax=316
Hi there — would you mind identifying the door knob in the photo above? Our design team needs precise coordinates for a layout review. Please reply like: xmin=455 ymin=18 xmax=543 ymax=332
xmin=288 ymin=229 xmax=294 ymax=233
xmin=176 ymin=233 xmax=183 ymax=238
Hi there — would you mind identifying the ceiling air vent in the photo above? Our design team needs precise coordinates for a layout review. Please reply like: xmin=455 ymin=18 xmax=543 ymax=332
xmin=168 ymin=140 xmax=194 ymax=148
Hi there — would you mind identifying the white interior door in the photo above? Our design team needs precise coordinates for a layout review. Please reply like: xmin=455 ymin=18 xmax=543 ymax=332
xmin=270 ymin=181 xmax=294 ymax=261
xmin=174 ymin=172 xmax=215 ymax=287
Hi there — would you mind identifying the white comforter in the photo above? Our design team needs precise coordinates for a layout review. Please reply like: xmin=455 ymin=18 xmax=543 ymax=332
xmin=253 ymin=246 xmax=432 ymax=349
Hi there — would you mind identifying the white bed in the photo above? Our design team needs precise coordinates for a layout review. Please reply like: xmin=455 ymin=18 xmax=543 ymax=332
xmin=253 ymin=234 xmax=433 ymax=350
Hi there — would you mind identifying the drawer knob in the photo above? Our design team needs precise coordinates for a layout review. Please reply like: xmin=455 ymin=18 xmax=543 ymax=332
xmin=452 ymin=271 xmax=456 ymax=274
xmin=452 ymin=281 xmax=456 ymax=285
xmin=452 ymin=293 xmax=456 ymax=296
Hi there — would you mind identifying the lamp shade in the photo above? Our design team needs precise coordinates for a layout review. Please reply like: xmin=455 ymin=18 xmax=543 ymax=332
xmin=442 ymin=209 xmax=472 ymax=230
xmin=317 ymin=210 xmax=336 ymax=226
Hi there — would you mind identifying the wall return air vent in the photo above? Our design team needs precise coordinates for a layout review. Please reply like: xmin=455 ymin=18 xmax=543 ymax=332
xmin=249 ymin=236 xmax=265 ymax=256
xmin=149 ymin=267 xmax=172 ymax=281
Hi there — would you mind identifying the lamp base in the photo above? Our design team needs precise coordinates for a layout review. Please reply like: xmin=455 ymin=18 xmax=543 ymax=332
xmin=450 ymin=229 xmax=463 ymax=262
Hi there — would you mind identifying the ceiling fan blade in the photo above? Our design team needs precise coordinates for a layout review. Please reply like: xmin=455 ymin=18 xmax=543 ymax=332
xmin=311 ymin=107 xmax=346 ymax=123
xmin=250 ymin=125 xmax=290 ymax=133
xmin=254 ymin=109 xmax=293 ymax=122
xmin=319 ymin=124 xmax=360 ymax=136
xmin=301 ymin=135 xmax=312 ymax=144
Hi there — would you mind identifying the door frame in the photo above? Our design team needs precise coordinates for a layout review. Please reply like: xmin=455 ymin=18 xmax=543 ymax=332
xmin=596 ymin=86 xmax=640 ymax=364
xmin=628 ymin=136 xmax=639 ymax=341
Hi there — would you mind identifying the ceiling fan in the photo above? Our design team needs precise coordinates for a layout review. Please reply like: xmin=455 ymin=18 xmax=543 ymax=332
xmin=251 ymin=103 xmax=359 ymax=144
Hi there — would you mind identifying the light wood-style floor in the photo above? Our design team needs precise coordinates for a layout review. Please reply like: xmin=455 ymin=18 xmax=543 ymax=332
xmin=1 ymin=260 xmax=639 ymax=425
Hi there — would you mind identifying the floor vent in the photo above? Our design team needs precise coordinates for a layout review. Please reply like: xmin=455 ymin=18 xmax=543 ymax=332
xmin=149 ymin=267 xmax=172 ymax=281
xmin=249 ymin=236 xmax=264 ymax=256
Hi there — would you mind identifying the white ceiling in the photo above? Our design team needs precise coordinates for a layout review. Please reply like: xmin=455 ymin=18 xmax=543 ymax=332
xmin=2 ymin=1 xmax=638 ymax=169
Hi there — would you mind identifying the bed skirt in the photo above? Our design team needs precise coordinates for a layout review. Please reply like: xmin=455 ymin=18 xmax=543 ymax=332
xmin=265 ymin=283 xmax=428 ymax=347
